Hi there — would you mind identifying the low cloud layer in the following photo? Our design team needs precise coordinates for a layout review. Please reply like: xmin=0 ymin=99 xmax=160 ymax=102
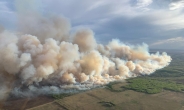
xmin=151 ymin=37 xmax=184 ymax=49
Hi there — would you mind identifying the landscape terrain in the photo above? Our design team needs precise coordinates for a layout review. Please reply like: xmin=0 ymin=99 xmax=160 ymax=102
xmin=2 ymin=50 xmax=184 ymax=110
xmin=1 ymin=1 xmax=184 ymax=110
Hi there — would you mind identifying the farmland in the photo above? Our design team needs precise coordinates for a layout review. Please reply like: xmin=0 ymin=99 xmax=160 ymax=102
xmin=28 ymin=83 xmax=184 ymax=110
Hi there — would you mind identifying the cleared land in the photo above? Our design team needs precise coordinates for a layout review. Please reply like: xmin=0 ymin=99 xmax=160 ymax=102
xmin=27 ymin=83 xmax=184 ymax=110
xmin=2 ymin=96 xmax=55 ymax=110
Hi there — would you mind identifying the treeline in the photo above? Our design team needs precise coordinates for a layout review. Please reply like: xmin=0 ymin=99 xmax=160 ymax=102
xmin=150 ymin=69 xmax=184 ymax=77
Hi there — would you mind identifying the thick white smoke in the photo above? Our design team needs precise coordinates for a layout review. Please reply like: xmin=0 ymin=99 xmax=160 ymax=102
xmin=0 ymin=15 xmax=171 ymax=98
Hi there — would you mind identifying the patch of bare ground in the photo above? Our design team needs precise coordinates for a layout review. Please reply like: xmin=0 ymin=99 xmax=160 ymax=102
xmin=2 ymin=95 xmax=54 ymax=110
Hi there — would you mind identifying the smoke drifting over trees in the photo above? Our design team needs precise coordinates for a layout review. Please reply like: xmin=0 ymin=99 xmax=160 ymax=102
xmin=0 ymin=15 xmax=171 ymax=99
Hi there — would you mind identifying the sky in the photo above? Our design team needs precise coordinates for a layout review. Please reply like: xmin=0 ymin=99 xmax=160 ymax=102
xmin=0 ymin=0 xmax=184 ymax=49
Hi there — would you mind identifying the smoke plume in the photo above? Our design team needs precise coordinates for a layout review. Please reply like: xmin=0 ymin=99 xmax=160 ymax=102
xmin=0 ymin=15 xmax=171 ymax=98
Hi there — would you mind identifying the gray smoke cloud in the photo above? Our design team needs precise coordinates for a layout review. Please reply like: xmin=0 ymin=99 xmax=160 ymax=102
xmin=0 ymin=15 xmax=172 ymax=99
xmin=18 ymin=14 xmax=71 ymax=42
xmin=0 ymin=25 xmax=4 ymax=33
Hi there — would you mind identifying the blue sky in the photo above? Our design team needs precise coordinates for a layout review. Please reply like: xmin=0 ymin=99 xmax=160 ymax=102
xmin=0 ymin=0 xmax=184 ymax=49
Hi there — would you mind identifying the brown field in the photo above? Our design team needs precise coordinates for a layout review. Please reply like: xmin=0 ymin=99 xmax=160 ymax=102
xmin=2 ymin=96 xmax=55 ymax=110
xmin=26 ymin=82 xmax=184 ymax=110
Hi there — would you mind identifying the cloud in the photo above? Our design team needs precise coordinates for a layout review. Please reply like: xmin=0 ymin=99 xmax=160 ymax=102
xmin=151 ymin=37 xmax=184 ymax=49
xmin=169 ymin=0 xmax=184 ymax=10
xmin=136 ymin=0 xmax=153 ymax=8
xmin=0 ymin=1 xmax=10 ymax=12
xmin=1 ymin=0 xmax=184 ymax=49
xmin=92 ymin=15 xmax=160 ymax=43
xmin=0 ymin=1 xmax=16 ymax=30
xmin=15 ymin=0 xmax=43 ymax=14
xmin=149 ymin=10 xmax=184 ymax=30
xmin=151 ymin=37 xmax=184 ymax=45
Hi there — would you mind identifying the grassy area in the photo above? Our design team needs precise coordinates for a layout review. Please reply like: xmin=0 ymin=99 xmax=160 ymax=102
xmin=98 ymin=101 xmax=115 ymax=107
xmin=105 ymin=81 xmax=126 ymax=92
xmin=124 ymin=78 xmax=184 ymax=94
xmin=30 ymin=87 xmax=184 ymax=110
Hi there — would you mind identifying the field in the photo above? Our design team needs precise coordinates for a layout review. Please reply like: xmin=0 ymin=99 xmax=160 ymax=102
xmin=27 ymin=84 xmax=184 ymax=110
xmin=2 ymin=51 xmax=184 ymax=110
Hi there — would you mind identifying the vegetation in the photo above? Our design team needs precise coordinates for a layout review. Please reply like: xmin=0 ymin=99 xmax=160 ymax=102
xmin=124 ymin=78 xmax=184 ymax=94
xmin=130 ymin=100 xmax=139 ymax=104
xmin=52 ymin=93 xmax=73 ymax=99
xmin=105 ymin=81 xmax=125 ymax=92
xmin=98 ymin=101 xmax=115 ymax=107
